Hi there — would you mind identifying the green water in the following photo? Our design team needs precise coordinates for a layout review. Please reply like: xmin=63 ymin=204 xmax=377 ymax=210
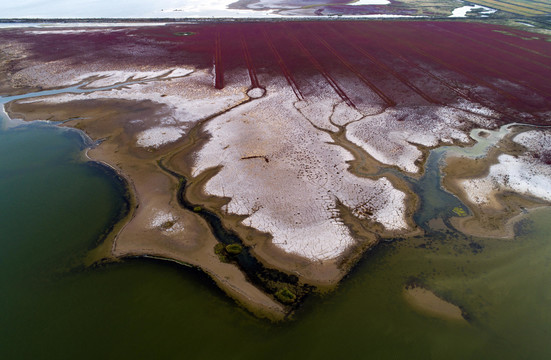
xmin=1 ymin=121 xmax=551 ymax=359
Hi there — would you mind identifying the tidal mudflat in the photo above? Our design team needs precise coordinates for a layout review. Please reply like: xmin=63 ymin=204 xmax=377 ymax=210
xmin=1 ymin=21 xmax=550 ymax=320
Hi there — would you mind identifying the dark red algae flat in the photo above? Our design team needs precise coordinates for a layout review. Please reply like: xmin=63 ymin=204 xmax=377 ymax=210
xmin=3 ymin=21 xmax=550 ymax=125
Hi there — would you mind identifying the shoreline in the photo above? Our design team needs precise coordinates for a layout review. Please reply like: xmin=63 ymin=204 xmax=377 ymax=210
xmin=4 ymin=85 xmax=425 ymax=318
xmin=5 ymin=87 xmax=547 ymax=319
xmin=5 ymin=95 xmax=291 ymax=320
xmin=442 ymin=125 xmax=551 ymax=239
xmin=2 ymin=20 xmax=551 ymax=319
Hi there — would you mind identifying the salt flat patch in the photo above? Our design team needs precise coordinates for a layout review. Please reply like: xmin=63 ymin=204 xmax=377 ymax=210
xmin=148 ymin=210 xmax=184 ymax=234
xmin=460 ymin=130 xmax=551 ymax=205
xmin=22 ymin=68 xmax=247 ymax=131
xmin=25 ymin=29 xmax=124 ymax=35
xmin=79 ymin=68 xmax=193 ymax=88
xmin=247 ymin=87 xmax=265 ymax=99
xmin=449 ymin=5 xmax=496 ymax=18
xmin=295 ymin=97 xmax=339 ymax=132
xmin=0 ymin=23 xmax=167 ymax=28
xmin=331 ymin=101 xmax=364 ymax=126
xmin=149 ymin=210 xmax=175 ymax=228
xmin=347 ymin=104 xmax=496 ymax=173
xmin=193 ymin=84 xmax=408 ymax=261
xmin=350 ymin=0 xmax=390 ymax=5
xmin=10 ymin=56 xmax=194 ymax=89
xmin=513 ymin=130 xmax=551 ymax=151
xmin=136 ymin=126 xmax=184 ymax=148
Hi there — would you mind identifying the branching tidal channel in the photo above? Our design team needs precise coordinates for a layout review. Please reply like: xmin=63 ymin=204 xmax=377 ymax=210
xmin=157 ymin=160 xmax=313 ymax=312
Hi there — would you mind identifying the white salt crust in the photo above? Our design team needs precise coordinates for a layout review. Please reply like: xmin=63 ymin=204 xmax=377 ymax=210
xmin=347 ymin=102 xmax=497 ymax=173
xmin=136 ymin=126 xmax=184 ymax=148
xmin=193 ymin=83 xmax=409 ymax=261
xmin=20 ymin=69 xmax=248 ymax=147
xmin=10 ymin=60 xmax=513 ymax=263
xmin=460 ymin=130 xmax=551 ymax=205
xmin=149 ymin=210 xmax=184 ymax=233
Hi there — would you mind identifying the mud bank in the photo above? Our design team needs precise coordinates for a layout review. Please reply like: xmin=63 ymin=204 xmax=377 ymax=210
xmin=2 ymin=21 xmax=551 ymax=319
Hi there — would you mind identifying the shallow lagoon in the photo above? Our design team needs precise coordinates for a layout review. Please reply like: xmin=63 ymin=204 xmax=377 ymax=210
xmin=1 ymin=115 xmax=550 ymax=359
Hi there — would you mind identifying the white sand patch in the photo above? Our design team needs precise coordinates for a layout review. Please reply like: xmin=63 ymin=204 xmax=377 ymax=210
xmin=350 ymin=0 xmax=390 ymax=5
xmin=461 ymin=154 xmax=551 ymax=205
xmin=247 ymin=87 xmax=265 ymax=99
xmin=25 ymin=29 xmax=124 ymax=34
xmin=460 ymin=130 xmax=551 ymax=205
xmin=347 ymin=104 xmax=497 ymax=173
xmin=136 ymin=126 xmax=184 ymax=148
xmin=193 ymin=83 xmax=409 ymax=261
xmin=513 ymin=130 xmax=551 ymax=151
xmin=449 ymin=5 xmax=496 ymax=18
xmin=79 ymin=68 xmax=194 ymax=88
xmin=149 ymin=210 xmax=184 ymax=233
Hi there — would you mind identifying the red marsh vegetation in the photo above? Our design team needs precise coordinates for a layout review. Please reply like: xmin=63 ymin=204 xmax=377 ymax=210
xmin=2 ymin=21 xmax=551 ymax=124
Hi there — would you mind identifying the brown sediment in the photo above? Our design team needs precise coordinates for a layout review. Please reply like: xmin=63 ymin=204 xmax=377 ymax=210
xmin=403 ymin=285 xmax=467 ymax=323
xmin=442 ymin=126 xmax=549 ymax=238
xmin=166 ymin=99 xmax=423 ymax=290
xmin=3 ymin=21 xmax=551 ymax=320
xmin=6 ymin=96 xmax=287 ymax=321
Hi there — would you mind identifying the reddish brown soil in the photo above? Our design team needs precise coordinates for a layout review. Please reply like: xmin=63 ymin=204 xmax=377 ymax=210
xmin=2 ymin=21 xmax=550 ymax=124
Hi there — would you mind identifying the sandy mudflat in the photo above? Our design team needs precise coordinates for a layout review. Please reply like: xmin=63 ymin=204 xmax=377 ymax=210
xmin=3 ymin=22 xmax=551 ymax=318
xmin=404 ymin=286 xmax=466 ymax=322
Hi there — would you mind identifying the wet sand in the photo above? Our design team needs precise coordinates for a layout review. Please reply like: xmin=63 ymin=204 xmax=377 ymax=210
xmin=403 ymin=286 xmax=466 ymax=322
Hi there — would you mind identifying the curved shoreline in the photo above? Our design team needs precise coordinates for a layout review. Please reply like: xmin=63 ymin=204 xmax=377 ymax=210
xmin=442 ymin=124 xmax=551 ymax=239
xmin=4 ymin=84 xmax=426 ymax=318
xmin=2 ymin=20 xmax=550 ymax=320
xmin=4 ymin=94 xmax=291 ymax=320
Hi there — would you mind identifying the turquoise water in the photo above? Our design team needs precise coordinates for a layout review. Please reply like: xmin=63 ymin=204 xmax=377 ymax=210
xmin=1 ymin=115 xmax=551 ymax=359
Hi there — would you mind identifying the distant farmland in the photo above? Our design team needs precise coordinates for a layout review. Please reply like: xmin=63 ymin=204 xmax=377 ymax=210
xmin=469 ymin=0 xmax=551 ymax=16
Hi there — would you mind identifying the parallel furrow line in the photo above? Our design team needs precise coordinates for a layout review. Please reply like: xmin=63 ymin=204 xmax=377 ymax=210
xmin=261 ymin=26 xmax=304 ymax=101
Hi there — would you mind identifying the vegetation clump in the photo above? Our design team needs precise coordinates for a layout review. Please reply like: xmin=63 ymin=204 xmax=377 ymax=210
xmin=214 ymin=243 xmax=229 ymax=263
xmin=275 ymin=288 xmax=297 ymax=304
xmin=160 ymin=220 xmax=175 ymax=230
xmin=225 ymin=243 xmax=243 ymax=255
xmin=452 ymin=207 xmax=467 ymax=217
xmin=193 ymin=206 xmax=202 ymax=213
xmin=214 ymin=243 xmax=243 ymax=262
